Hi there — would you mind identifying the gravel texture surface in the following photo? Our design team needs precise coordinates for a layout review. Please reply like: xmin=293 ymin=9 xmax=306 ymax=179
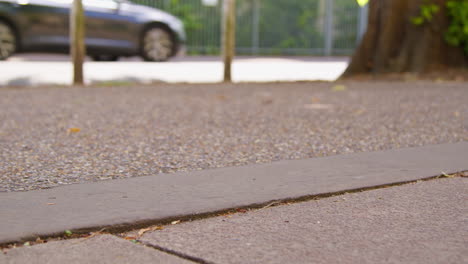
xmin=0 ymin=82 xmax=467 ymax=192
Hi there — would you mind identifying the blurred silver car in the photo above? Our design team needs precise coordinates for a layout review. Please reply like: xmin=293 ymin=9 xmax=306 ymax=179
xmin=0 ymin=0 xmax=186 ymax=61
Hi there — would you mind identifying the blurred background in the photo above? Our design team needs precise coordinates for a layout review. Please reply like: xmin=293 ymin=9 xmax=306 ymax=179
xmin=134 ymin=0 xmax=367 ymax=56
xmin=0 ymin=0 xmax=368 ymax=85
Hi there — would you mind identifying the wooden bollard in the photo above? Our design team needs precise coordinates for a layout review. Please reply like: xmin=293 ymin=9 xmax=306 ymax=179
xmin=70 ymin=0 xmax=85 ymax=85
xmin=222 ymin=0 xmax=236 ymax=82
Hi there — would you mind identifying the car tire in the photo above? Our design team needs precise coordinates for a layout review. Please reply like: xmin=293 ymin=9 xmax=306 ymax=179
xmin=141 ymin=26 xmax=174 ymax=62
xmin=0 ymin=21 xmax=16 ymax=60
xmin=92 ymin=55 xmax=119 ymax=62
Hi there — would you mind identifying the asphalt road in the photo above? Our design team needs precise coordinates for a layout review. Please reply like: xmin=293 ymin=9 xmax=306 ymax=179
xmin=0 ymin=54 xmax=348 ymax=86
xmin=1 ymin=81 xmax=466 ymax=192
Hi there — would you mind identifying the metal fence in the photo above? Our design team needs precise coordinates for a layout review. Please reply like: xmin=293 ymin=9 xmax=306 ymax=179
xmin=132 ymin=0 xmax=368 ymax=56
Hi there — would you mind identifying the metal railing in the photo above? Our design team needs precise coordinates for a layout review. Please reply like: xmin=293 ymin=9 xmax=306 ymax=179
xmin=132 ymin=0 xmax=367 ymax=56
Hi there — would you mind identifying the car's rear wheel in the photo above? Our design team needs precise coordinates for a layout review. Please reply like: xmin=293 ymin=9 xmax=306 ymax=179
xmin=141 ymin=26 xmax=174 ymax=62
xmin=0 ymin=21 xmax=16 ymax=60
xmin=91 ymin=55 xmax=119 ymax=62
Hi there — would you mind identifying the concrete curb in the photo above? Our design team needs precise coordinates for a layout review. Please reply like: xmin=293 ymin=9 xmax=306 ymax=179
xmin=1 ymin=142 xmax=466 ymax=244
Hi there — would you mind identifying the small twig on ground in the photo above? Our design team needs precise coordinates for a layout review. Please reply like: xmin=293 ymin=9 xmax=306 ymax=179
xmin=261 ymin=200 xmax=282 ymax=210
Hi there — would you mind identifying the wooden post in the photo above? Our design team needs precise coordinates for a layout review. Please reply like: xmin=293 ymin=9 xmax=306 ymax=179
xmin=251 ymin=0 xmax=260 ymax=55
xmin=222 ymin=0 xmax=236 ymax=82
xmin=324 ymin=0 xmax=334 ymax=56
xmin=70 ymin=0 xmax=85 ymax=85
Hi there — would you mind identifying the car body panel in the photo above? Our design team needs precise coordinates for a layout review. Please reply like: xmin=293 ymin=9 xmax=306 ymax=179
xmin=0 ymin=0 xmax=185 ymax=58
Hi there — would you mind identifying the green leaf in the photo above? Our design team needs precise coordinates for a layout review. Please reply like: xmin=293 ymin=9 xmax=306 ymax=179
xmin=445 ymin=0 xmax=468 ymax=55
xmin=64 ymin=230 xmax=73 ymax=236
xmin=411 ymin=17 xmax=424 ymax=25
xmin=422 ymin=8 xmax=431 ymax=20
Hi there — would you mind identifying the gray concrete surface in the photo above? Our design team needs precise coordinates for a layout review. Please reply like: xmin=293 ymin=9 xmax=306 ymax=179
xmin=0 ymin=55 xmax=348 ymax=85
xmin=0 ymin=251 xmax=6 ymax=263
xmin=3 ymin=235 xmax=192 ymax=264
xmin=1 ymin=82 xmax=467 ymax=192
xmin=141 ymin=177 xmax=468 ymax=264
xmin=0 ymin=142 xmax=466 ymax=244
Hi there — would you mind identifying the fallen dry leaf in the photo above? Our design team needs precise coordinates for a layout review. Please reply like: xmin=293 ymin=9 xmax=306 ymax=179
xmin=311 ymin=97 xmax=321 ymax=103
xmin=354 ymin=109 xmax=366 ymax=116
xmin=137 ymin=226 xmax=164 ymax=237
xmin=441 ymin=172 xmax=455 ymax=178
xmin=47 ymin=203 xmax=55 ymax=206
xmin=152 ymin=226 xmax=164 ymax=231
xmin=171 ymin=220 xmax=181 ymax=225
xmin=331 ymin=85 xmax=347 ymax=92
xmin=303 ymin=104 xmax=334 ymax=110
xmin=217 ymin=95 xmax=227 ymax=101
xmin=137 ymin=227 xmax=151 ymax=237
xmin=124 ymin=236 xmax=137 ymax=240
xmin=67 ymin=128 xmax=81 ymax=134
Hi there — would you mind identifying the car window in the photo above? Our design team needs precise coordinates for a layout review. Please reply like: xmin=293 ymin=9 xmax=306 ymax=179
xmin=83 ymin=0 xmax=118 ymax=10
xmin=47 ymin=0 xmax=72 ymax=3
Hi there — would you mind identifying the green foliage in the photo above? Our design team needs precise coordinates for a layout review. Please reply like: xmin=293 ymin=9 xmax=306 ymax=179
xmin=164 ymin=0 xmax=203 ymax=32
xmin=334 ymin=0 xmax=360 ymax=50
xmin=445 ymin=0 xmax=468 ymax=54
xmin=132 ymin=0 xmax=362 ymax=55
xmin=411 ymin=0 xmax=468 ymax=55
xmin=132 ymin=0 xmax=202 ymax=33
xmin=253 ymin=0 xmax=324 ymax=51
xmin=411 ymin=3 xmax=440 ymax=25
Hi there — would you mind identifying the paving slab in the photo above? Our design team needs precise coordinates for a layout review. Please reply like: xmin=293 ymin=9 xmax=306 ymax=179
xmin=141 ymin=178 xmax=468 ymax=264
xmin=0 ymin=142 xmax=467 ymax=244
xmin=2 ymin=235 xmax=192 ymax=264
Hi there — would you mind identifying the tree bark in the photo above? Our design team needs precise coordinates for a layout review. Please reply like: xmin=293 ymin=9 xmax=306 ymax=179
xmin=343 ymin=0 xmax=467 ymax=77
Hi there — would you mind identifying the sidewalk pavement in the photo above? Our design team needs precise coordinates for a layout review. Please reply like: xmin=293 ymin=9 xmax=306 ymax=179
xmin=137 ymin=177 xmax=467 ymax=264
xmin=2 ymin=177 xmax=466 ymax=264
xmin=1 ymin=143 xmax=467 ymax=263
xmin=1 ymin=142 xmax=466 ymax=244
xmin=0 ymin=56 xmax=348 ymax=86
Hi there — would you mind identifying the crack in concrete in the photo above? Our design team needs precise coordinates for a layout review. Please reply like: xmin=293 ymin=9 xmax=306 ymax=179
xmin=135 ymin=238 xmax=218 ymax=264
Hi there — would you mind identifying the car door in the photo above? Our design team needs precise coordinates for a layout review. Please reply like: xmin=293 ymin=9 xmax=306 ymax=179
xmin=83 ymin=0 xmax=138 ymax=53
xmin=13 ymin=0 xmax=70 ymax=51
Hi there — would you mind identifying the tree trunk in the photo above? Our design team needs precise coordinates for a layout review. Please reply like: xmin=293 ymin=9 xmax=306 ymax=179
xmin=343 ymin=0 xmax=467 ymax=77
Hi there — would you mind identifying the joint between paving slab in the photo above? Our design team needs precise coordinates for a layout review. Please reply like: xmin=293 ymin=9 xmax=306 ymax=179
xmin=136 ymin=239 xmax=217 ymax=264
xmin=2 ymin=172 xmax=464 ymax=249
